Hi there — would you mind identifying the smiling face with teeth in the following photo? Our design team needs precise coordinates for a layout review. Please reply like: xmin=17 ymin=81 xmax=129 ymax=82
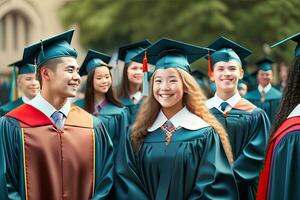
xmin=153 ymin=68 xmax=184 ymax=117
xmin=43 ymin=57 xmax=81 ymax=98
xmin=211 ymin=60 xmax=244 ymax=99
xmin=93 ymin=66 xmax=112 ymax=94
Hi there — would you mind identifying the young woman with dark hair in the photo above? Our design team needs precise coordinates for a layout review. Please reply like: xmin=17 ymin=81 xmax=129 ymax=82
xmin=75 ymin=49 xmax=129 ymax=155
xmin=257 ymin=32 xmax=300 ymax=200
xmin=205 ymin=37 xmax=270 ymax=200
xmin=117 ymin=40 xmax=151 ymax=125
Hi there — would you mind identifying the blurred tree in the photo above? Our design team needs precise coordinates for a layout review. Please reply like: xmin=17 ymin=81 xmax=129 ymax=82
xmin=59 ymin=0 xmax=300 ymax=66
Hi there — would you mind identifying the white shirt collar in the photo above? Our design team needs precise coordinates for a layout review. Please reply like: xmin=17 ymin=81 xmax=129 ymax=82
xmin=130 ymin=91 xmax=142 ymax=103
xmin=22 ymin=95 xmax=31 ymax=104
xmin=28 ymin=93 xmax=71 ymax=118
xmin=148 ymin=106 xmax=210 ymax=132
xmin=205 ymin=92 xmax=241 ymax=112
xmin=258 ymin=83 xmax=272 ymax=94
xmin=288 ymin=104 xmax=300 ymax=118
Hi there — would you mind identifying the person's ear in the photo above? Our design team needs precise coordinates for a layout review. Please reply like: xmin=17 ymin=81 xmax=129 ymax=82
xmin=41 ymin=67 xmax=51 ymax=81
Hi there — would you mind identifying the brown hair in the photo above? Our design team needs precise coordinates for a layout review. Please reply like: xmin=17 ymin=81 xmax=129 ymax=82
xmin=131 ymin=68 xmax=234 ymax=164
xmin=118 ymin=63 xmax=142 ymax=98
xmin=84 ymin=67 xmax=122 ymax=114
xmin=36 ymin=58 xmax=62 ymax=89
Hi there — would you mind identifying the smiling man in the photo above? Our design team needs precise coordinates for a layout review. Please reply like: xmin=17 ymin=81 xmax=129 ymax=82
xmin=0 ymin=60 xmax=39 ymax=116
xmin=0 ymin=30 xmax=113 ymax=200
xmin=205 ymin=37 xmax=270 ymax=200
xmin=244 ymin=58 xmax=282 ymax=123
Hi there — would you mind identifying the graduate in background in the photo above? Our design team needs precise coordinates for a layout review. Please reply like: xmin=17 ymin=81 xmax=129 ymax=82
xmin=244 ymin=58 xmax=282 ymax=123
xmin=117 ymin=40 xmax=151 ymax=124
xmin=205 ymin=37 xmax=270 ymax=200
xmin=75 ymin=49 xmax=129 ymax=155
xmin=0 ymin=60 xmax=39 ymax=116
xmin=0 ymin=30 xmax=113 ymax=200
xmin=191 ymin=69 xmax=212 ymax=97
xmin=238 ymin=80 xmax=248 ymax=97
xmin=115 ymin=38 xmax=238 ymax=200
xmin=257 ymin=32 xmax=300 ymax=200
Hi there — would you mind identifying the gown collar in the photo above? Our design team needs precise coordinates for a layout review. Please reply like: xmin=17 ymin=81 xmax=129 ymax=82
xmin=148 ymin=106 xmax=210 ymax=132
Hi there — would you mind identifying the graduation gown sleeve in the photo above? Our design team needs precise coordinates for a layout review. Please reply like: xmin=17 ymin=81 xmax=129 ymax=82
xmin=115 ymin=127 xmax=239 ymax=200
xmin=187 ymin=128 xmax=239 ymax=200
xmin=99 ymin=105 xmax=130 ymax=157
xmin=92 ymin=117 xmax=114 ymax=199
xmin=114 ymin=127 xmax=149 ymax=200
xmin=0 ymin=117 xmax=25 ymax=200
xmin=232 ymin=108 xmax=270 ymax=199
xmin=267 ymin=130 xmax=300 ymax=200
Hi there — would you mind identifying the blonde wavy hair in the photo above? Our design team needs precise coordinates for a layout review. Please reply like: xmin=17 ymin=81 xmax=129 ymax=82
xmin=131 ymin=68 xmax=234 ymax=164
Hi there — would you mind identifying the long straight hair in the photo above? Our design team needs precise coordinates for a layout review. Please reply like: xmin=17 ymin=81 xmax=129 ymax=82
xmin=118 ymin=63 xmax=142 ymax=98
xmin=131 ymin=68 xmax=234 ymax=164
xmin=84 ymin=67 xmax=122 ymax=114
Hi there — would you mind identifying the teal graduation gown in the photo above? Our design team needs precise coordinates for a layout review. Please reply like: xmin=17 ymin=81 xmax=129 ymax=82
xmin=209 ymin=98 xmax=270 ymax=200
xmin=75 ymin=99 xmax=129 ymax=155
xmin=0 ymin=104 xmax=114 ymax=200
xmin=115 ymin=126 xmax=239 ymax=200
xmin=244 ymin=87 xmax=282 ymax=123
xmin=0 ymin=97 xmax=23 ymax=117
xmin=120 ymin=97 xmax=142 ymax=125
xmin=267 ymin=130 xmax=300 ymax=200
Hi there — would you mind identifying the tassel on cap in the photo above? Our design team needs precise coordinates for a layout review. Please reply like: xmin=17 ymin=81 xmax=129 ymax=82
xmin=207 ymin=49 xmax=213 ymax=77
xmin=142 ymin=51 xmax=149 ymax=97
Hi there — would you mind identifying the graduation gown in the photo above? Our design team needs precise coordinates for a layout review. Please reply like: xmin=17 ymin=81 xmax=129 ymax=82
xmin=257 ymin=116 xmax=300 ymax=200
xmin=115 ymin=126 xmax=239 ymax=200
xmin=244 ymin=87 xmax=282 ymax=123
xmin=208 ymin=98 xmax=270 ymax=200
xmin=0 ymin=97 xmax=23 ymax=117
xmin=75 ymin=99 xmax=129 ymax=155
xmin=120 ymin=97 xmax=142 ymax=125
xmin=0 ymin=104 xmax=114 ymax=200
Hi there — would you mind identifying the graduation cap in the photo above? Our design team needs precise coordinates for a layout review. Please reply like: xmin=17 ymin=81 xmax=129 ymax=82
xmin=255 ymin=58 xmax=274 ymax=71
xmin=191 ymin=69 xmax=208 ymax=79
xmin=22 ymin=29 xmax=78 ymax=67
xmin=118 ymin=40 xmax=152 ymax=64
xmin=8 ymin=60 xmax=35 ymax=75
xmin=271 ymin=32 xmax=300 ymax=57
xmin=132 ymin=38 xmax=211 ymax=74
xmin=79 ymin=49 xmax=112 ymax=76
xmin=208 ymin=36 xmax=252 ymax=66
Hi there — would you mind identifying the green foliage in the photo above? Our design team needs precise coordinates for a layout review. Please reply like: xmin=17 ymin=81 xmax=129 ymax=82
xmin=59 ymin=0 xmax=300 ymax=66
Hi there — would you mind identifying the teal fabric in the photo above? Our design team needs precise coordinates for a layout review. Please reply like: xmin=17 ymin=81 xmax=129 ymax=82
xmin=115 ymin=126 xmax=239 ymax=199
xmin=0 ymin=111 xmax=114 ymax=199
xmin=209 ymin=105 xmax=270 ymax=200
xmin=210 ymin=48 xmax=242 ymax=66
xmin=75 ymin=100 xmax=130 ymax=156
xmin=22 ymin=30 xmax=77 ymax=67
xmin=271 ymin=32 xmax=300 ymax=57
xmin=79 ymin=49 xmax=111 ymax=76
xmin=91 ymin=116 xmax=114 ymax=199
xmin=267 ymin=130 xmax=300 ymax=200
xmin=118 ymin=40 xmax=151 ymax=64
xmin=0 ymin=117 xmax=26 ymax=200
xmin=244 ymin=87 xmax=282 ymax=123
xmin=120 ymin=97 xmax=142 ymax=125
xmin=208 ymin=36 xmax=252 ymax=66
xmin=132 ymin=38 xmax=210 ymax=73
xmin=0 ymin=98 xmax=24 ymax=117
xmin=9 ymin=60 xmax=36 ymax=75
xmin=255 ymin=58 xmax=273 ymax=71
xmin=156 ymin=53 xmax=191 ymax=73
